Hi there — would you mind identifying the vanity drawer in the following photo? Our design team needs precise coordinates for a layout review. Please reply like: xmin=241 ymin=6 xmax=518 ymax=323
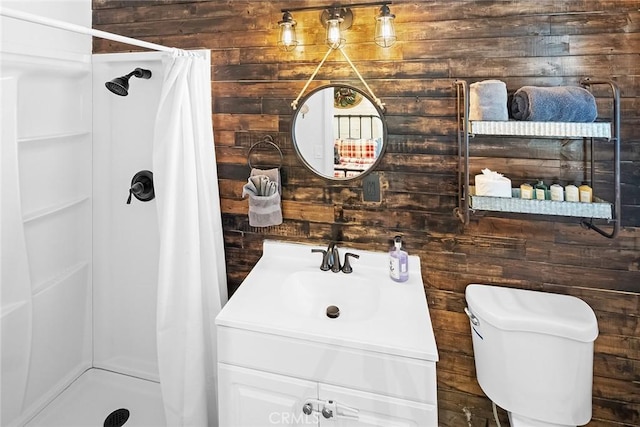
xmin=217 ymin=326 xmax=437 ymax=405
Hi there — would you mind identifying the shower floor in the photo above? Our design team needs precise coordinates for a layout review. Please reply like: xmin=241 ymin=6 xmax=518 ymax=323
xmin=25 ymin=368 xmax=166 ymax=427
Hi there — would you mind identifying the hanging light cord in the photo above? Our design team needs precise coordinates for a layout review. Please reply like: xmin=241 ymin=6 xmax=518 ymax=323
xmin=291 ymin=47 xmax=334 ymax=110
xmin=291 ymin=47 xmax=385 ymax=112
xmin=338 ymin=47 xmax=384 ymax=110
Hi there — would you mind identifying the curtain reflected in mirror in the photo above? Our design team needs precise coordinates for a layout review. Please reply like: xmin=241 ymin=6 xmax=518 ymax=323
xmin=291 ymin=85 xmax=387 ymax=181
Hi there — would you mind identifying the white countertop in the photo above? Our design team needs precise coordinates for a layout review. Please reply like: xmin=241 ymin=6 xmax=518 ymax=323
xmin=216 ymin=240 xmax=439 ymax=362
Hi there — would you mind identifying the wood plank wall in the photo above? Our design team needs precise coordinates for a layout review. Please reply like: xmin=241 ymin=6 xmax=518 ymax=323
xmin=92 ymin=1 xmax=640 ymax=425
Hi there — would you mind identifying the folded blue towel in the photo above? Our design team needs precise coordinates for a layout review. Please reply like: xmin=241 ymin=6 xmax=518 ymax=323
xmin=511 ymin=86 xmax=598 ymax=122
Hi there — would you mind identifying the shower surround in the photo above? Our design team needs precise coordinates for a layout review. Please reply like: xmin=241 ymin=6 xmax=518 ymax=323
xmin=1 ymin=2 xmax=173 ymax=425
xmin=92 ymin=51 xmax=165 ymax=383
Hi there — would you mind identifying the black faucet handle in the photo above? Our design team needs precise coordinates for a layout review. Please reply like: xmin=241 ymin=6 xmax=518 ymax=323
xmin=342 ymin=253 xmax=360 ymax=274
xmin=311 ymin=249 xmax=330 ymax=271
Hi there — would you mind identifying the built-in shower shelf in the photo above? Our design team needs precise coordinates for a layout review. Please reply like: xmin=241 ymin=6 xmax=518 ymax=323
xmin=23 ymin=196 xmax=90 ymax=224
xmin=1 ymin=300 xmax=28 ymax=318
xmin=31 ymin=261 xmax=89 ymax=297
xmin=18 ymin=130 xmax=91 ymax=144
xmin=1 ymin=49 xmax=92 ymax=75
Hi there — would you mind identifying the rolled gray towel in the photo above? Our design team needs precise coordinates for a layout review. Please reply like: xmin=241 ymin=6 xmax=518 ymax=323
xmin=511 ymin=86 xmax=597 ymax=122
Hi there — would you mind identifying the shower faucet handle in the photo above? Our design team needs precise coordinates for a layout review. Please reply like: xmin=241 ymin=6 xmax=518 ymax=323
xmin=126 ymin=188 xmax=134 ymax=204
xmin=126 ymin=182 xmax=144 ymax=204
xmin=126 ymin=170 xmax=155 ymax=205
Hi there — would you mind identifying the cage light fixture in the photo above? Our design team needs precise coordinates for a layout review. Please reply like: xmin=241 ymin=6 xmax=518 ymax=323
xmin=278 ymin=11 xmax=298 ymax=51
xmin=278 ymin=1 xmax=396 ymax=51
xmin=375 ymin=4 xmax=396 ymax=47
xmin=325 ymin=8 xmax=347 ymax=49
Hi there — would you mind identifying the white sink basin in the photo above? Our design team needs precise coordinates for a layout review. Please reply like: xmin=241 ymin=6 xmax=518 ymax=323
xmin=280 ymin=270 xmax=380 ymax=321
xmin=216 ymin=240 xmax=438 ymax=362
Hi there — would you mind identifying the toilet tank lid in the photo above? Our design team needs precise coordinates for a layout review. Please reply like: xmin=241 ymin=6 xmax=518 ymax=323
xmin=465 ymin=284 xmax=598 ymax=342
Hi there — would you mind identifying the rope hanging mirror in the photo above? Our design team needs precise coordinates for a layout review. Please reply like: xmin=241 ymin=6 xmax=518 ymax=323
xmin=291 ymin=46 xmax=385 ymax=112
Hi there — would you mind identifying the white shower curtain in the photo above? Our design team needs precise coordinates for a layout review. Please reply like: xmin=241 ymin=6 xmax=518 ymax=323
xmin=152 ymin=49 xmax=228 ymax=427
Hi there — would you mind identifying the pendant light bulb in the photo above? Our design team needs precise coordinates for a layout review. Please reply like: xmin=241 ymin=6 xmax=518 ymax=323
xmin=325 ymin=9 xmax=345 ymax=49
xmin=375 ymin=4 xmax=396 ymax=48
xmin=278 ymin=11 xmax=298 ymax=52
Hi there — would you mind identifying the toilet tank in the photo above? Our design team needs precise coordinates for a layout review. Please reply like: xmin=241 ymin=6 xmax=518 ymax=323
xmin=465 ymin=284 xmax=598 ymax=426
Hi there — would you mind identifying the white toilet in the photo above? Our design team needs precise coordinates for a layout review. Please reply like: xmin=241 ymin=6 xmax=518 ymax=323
xmin=465 ymin=284 xmax=598 ymax=427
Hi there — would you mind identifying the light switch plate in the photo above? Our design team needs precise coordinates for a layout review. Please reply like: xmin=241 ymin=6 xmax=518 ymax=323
xmin=363 ymin=173 xmax=381 ymax=202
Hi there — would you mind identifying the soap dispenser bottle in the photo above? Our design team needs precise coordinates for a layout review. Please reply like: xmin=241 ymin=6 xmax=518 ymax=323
xmin=389 ymin=235 xmax=409 ymax=282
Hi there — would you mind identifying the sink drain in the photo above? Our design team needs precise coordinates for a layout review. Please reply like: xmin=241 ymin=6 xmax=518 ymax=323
xmin=104 ymin=408 xmax=130 ymax=427
xmin=326 ymin=305 xmax=340 ymax=319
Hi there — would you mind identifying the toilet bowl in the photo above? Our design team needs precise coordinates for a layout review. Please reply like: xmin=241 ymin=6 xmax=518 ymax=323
xmin=465 ymin=284 xmax=598 ymax=427
xmin=509 ymin=412 xmax=574 ymax=427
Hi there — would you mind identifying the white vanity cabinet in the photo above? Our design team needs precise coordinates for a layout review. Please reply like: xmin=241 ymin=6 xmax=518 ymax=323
xmin=218 ymin=364 xmax=317 ymax=426
xmin=217 ymin=326 xmax=438 ymax=426
xmin=215 ymin=240 xmax=439 ymax=426
xmin=218 ymin=363 xmax=436 ymax=426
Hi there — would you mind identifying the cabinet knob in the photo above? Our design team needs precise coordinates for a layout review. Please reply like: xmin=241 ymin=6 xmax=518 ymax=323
xmin=322 ymin=406 xmax=334 ymax=419
xmin=302 ymin=403 xmax=313 ymax=416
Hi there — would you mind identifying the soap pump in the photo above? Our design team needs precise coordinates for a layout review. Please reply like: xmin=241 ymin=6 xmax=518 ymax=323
xmin=389 ymin=235 xmax=409 ymax=282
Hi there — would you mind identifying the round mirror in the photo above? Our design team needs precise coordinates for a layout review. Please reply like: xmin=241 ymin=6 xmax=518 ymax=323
xmin=291 ymin=85 xmax=387 ymax=180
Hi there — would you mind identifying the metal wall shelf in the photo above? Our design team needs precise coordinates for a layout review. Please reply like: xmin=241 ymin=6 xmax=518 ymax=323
xmin=453 ymin=78 xmax=621 ymax=239
xmin=469 ymin=120 xmax=611 ymax=138
xmin=469 ymin=187 xmax=612 ymax=219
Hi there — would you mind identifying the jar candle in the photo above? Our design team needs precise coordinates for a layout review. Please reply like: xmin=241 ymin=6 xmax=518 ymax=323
xmin=579 ymin=183 xmax=593 ymax=203
xmin=534 ymin=180 xmax=548 ymax=200
xmin=550 ymin=183 xmax=564 ymax=201
xmin=520 ymin=183 xmax=533 ymax=199
xmin=565 ymin=184 xmax=579 ymax=202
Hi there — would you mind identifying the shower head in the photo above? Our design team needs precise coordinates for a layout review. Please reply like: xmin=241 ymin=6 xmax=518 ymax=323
xmin=105 ymin=68 xmax=152 ymax=96
xmin=105 ymin=76 xmax=130 ymax=96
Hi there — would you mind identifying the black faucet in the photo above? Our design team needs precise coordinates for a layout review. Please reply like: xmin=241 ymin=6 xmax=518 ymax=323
xmin=327 ymin=242 xmax=341 ymax=273
xmin=311 ymin=242 xmax=340 ymax=272
xmin=311 ymin=242 xmax=359 ymax=273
